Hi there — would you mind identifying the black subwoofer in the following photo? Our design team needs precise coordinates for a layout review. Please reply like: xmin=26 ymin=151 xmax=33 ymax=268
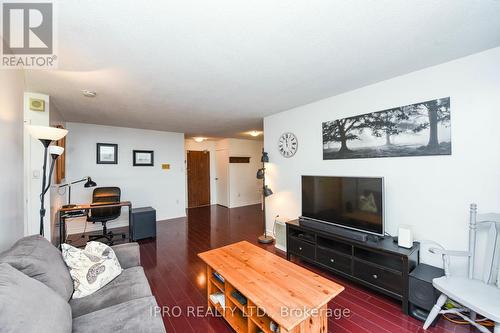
xmin=130 ymin=206 xmax=156 ymax=241
xmin=408 ymin=264 xmax=444 ymax=323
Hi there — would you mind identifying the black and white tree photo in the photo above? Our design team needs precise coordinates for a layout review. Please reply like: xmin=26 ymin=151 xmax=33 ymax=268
xmin=322 ymin=97 xmax=451 ymax=160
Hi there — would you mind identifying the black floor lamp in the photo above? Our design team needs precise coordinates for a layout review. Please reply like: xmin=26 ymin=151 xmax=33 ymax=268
xmin=257 ymin=149 xmax=274 ymax=244
xmin=27 ymin=125 xmax=68 ymax=236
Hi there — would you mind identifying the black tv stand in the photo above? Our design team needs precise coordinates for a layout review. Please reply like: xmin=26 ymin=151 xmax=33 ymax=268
xmin=286 ymin=219 xmax=419 ymax=314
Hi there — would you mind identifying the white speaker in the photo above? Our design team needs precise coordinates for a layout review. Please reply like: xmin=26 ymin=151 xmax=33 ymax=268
xmin=398 ymin=224 xmax=414 ymax=248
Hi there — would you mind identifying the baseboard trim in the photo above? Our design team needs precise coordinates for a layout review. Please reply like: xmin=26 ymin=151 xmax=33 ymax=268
xmin=229 ymin=202 xmax=262 ymax=209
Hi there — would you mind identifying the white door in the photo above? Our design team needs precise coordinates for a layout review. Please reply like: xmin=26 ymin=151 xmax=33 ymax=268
xmin=215 ymin=149 xmax=229 ymax=207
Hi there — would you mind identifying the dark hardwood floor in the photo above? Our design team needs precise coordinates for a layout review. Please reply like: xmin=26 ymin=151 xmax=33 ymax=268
xmin=105 ymin=204 xmax=471 ymax=332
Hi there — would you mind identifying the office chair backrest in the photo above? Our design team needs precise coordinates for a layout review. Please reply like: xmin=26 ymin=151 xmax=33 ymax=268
xmin=90 ymin=187 xmax=121 ymax=221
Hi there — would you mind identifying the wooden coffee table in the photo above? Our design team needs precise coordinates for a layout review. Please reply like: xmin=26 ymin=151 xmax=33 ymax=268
xmin=198 ymin=241 xmax=344 ymax=333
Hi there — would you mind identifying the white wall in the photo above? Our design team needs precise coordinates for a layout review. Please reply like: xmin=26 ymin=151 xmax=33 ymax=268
xmin=215 ymin=147 xmax=230 ymax=207
xmin=216 ymin=139 xmax=263 ymax=208
xmin=62 ymin=123 xmax=186 ymax=234
xmin=185 ymin=139 xmax=217 ymax=205
xmin=0 ymin=70 xmax=25 ymax=251
xmin=264 ymin=47 xmax=500 ymax=268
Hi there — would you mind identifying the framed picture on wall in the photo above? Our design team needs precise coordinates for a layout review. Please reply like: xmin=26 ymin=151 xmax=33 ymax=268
xmin=322 ymin=97 xmax=451 ymax=160
xmin=96 ymin=143 xmax=118 ymax=164
xmin=133 ymin=150 xmax=154 ymax=166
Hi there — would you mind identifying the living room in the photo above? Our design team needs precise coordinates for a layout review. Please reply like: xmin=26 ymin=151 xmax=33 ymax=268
xmin=1 ymin=1 xmax=500 ymax=333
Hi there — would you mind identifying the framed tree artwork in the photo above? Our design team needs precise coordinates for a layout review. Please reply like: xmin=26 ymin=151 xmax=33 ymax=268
xmin=96 ymin=143 xmax=118 ymax=164
xmin=322 ymin=97 xmax=451 ymax=160
xmin=133 ymin=150 xmax=154 ymax=166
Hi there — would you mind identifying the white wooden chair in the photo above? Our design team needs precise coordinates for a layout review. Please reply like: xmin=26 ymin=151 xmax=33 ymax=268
xmin=424 ymin=203 xmax=500 ymax=333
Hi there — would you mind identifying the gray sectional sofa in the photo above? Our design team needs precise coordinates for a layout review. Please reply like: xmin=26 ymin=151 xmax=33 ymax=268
xmin=0 ymin=235 xmax=166 ymax=333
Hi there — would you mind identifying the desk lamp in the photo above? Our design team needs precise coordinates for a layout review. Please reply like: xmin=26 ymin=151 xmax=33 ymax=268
xmin=26 ymin=125 xmax=68 ymax=236
xmin=59 ymin=177 xmax=97 ymax=208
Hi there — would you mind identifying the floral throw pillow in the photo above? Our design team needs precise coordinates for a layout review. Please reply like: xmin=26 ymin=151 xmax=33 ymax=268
xmin=61 ymin=242 xmax=122 ymax=299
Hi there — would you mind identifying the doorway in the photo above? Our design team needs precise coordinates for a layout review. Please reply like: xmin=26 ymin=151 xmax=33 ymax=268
xmin=187 ymin=150 xmax=211 ymax=208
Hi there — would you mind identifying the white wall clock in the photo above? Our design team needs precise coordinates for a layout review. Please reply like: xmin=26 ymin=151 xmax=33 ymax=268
xmin=278 ymin=132 xmax=298 ymax=158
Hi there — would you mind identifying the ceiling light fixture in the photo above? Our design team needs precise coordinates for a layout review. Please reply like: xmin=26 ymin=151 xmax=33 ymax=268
xmin=249 ymin=131 xmax=261 ymax=137
xmin=82 ymin=90 xmax=97 ymax=97
xmin=194 ymin=137 xmax=206 ymax=143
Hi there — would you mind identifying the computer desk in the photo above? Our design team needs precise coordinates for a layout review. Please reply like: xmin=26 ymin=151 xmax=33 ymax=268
xmin=58 ymin=201 xmax=132 ymax=248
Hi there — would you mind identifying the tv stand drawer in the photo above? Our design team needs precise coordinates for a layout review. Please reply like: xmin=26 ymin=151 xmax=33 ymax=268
xmin=316 ymin=247 xmax=351 ymax=274
xmin=353 ymin=260 xmax=402 ymax=295
xmin=288 ymin=237 xmax=315 ymax=258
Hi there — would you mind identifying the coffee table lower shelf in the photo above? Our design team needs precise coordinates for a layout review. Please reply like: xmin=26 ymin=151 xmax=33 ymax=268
xmin=205 ymin=265 xmax=328 ymax=333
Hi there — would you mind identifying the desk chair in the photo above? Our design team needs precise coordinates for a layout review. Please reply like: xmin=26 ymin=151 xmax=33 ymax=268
xmin=87 ymin=187 xmax=126 ymax=245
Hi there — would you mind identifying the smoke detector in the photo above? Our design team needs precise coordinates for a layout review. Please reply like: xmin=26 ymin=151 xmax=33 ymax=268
xmin=82 ymin=90 xmax=97 ymax=97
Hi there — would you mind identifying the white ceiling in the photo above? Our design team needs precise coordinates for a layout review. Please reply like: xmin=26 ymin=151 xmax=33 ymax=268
xmin=25 ymin=0 xmax=500 ymax=139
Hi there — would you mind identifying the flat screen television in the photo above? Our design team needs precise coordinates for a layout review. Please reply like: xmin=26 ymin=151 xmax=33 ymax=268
xmin=301 ymin=176 xmax=384 ymax=236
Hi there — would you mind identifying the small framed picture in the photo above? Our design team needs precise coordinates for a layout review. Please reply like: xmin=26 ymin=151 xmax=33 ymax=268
xmin=133 ymin=150 xmax=154 ymax=166
xmin=96 ymin=143 xmax=118 ymax=164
